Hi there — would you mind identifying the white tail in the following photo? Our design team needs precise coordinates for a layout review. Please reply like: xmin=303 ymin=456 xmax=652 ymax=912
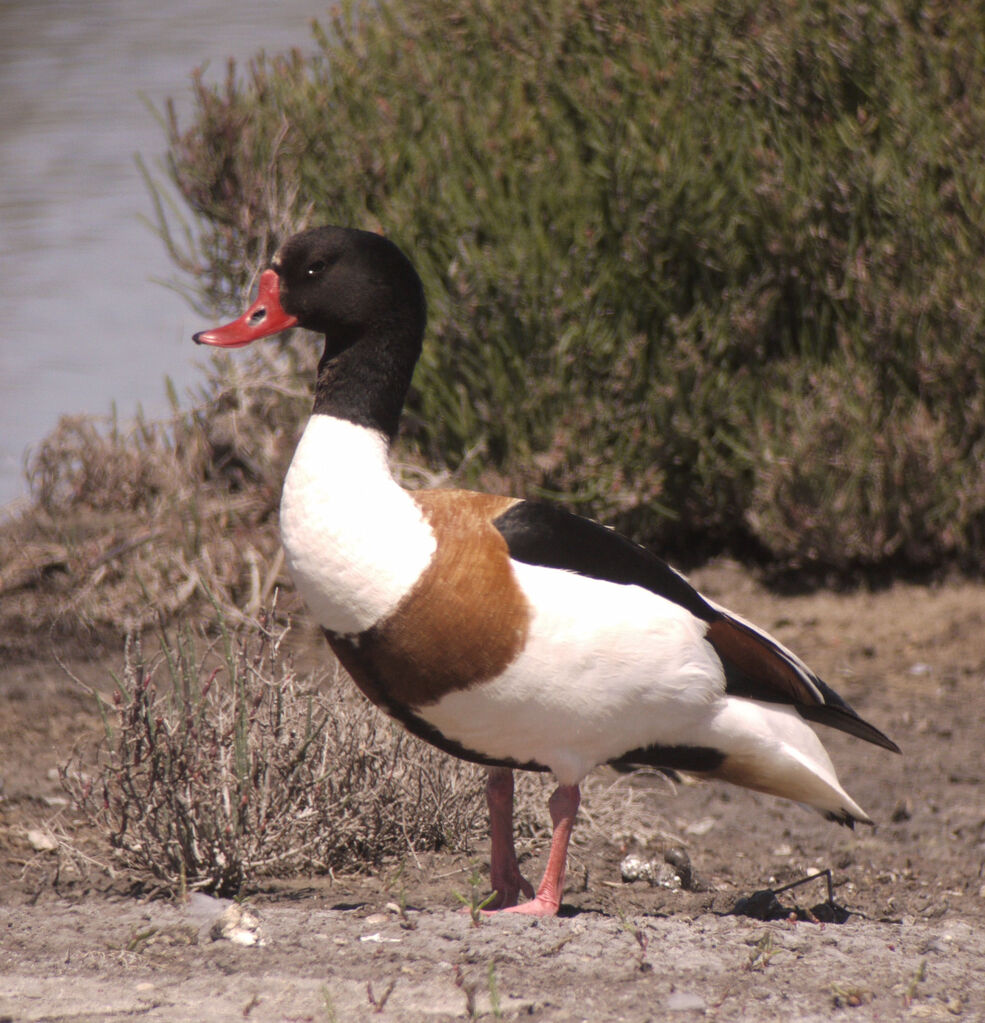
xmin=707 ymin=698 xmax=872 ymax=826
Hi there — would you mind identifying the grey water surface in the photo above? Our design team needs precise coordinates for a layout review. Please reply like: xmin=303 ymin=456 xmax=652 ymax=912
xmin=0 ymin=0 xmax=320 ymax=510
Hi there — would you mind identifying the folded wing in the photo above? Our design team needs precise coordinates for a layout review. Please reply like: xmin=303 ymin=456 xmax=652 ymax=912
xmin=493 ymin=500 xmax=900 ymax=755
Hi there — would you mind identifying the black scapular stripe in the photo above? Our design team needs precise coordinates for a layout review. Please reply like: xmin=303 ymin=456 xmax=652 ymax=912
xmin=493 ymin=500 xmax=715 ymax=621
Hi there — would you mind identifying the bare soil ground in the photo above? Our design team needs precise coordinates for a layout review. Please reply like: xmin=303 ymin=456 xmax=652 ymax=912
xmin=2 ymin=560 xmax=984 ymax=1022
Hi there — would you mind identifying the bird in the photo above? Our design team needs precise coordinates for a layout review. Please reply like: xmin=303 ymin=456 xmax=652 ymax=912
xmin=194 ymin=225 xmax=900 ymax=917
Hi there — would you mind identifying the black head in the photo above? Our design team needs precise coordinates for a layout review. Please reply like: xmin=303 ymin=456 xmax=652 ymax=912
xmin=193 ymin=226 xmax=428 ymax=440
xmin=193 ymin=226 xmax=426 ymax=358
xmin=273 ymin=226 xmax=426 ymax=353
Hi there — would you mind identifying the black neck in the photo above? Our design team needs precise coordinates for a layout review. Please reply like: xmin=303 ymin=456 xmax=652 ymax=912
xmin=311 ymin=317 xmax=423 ymax=442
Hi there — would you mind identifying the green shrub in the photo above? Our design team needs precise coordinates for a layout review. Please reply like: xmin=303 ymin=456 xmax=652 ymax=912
xmin=154 ymin=0 xmax=985 ymax=575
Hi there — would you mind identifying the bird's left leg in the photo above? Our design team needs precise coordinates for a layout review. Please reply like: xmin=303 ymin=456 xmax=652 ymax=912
xmin=484 ymin=766 xmax=535 ymax=910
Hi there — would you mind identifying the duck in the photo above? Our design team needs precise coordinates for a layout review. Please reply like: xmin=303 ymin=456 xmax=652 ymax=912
xmin=194 ymin=225 xmax=900 ymax=917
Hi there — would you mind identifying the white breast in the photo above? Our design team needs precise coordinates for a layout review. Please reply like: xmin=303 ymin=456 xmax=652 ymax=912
xmin=279 ymin=415 xmax=436 ymax=635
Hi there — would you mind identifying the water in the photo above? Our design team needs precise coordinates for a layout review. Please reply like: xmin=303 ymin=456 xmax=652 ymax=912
xmin=0 ymin=0 xmax=321 ymax=510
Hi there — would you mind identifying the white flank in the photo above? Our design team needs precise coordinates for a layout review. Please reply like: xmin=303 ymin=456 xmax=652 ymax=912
xmin=423 ymin=561 xmax=725 ymax=785
xmin=279 ymin=415 xmax=436 ymax=635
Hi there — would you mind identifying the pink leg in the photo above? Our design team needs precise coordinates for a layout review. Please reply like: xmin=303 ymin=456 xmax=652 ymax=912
xmin=500 ymin=783 xmax=581 ymax=918
xmin=485 ymin=767 xmax=535 ymax=909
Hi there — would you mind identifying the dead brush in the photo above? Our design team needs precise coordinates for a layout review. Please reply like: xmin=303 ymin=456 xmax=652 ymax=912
xmin=2 ymin=343 xmax=313 ymax=656
xmin=62 ymin=607 xmax=487 ymax=895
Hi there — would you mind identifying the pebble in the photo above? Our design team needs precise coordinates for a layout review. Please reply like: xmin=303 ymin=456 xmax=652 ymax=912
xmin=210 ymin=903 xmax=264 ymax=947
xmin=666 ymin=991 xmax=707 ymax=1012
xmin=359 ymin=931 xmax=402 ymax=944
xmin=26 ymin=829 xmax=57 ymax=852
xmin=620 ymin=855 xmax=681 ymax=889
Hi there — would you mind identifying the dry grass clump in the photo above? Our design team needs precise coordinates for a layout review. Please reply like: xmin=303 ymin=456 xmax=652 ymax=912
xmin=62 ymin=609 xmax=487 ymax=896
xmin=52 ymin=600 xmax=680 ymax=898
xmin=0 ymin=345 xmax=316 ymax=657
xmin=30 ymin=414 xmax=182 ymax=515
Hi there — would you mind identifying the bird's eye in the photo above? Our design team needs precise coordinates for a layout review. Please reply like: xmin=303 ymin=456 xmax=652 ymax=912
xmin=306 ymin=259 xmax=327 ymax=277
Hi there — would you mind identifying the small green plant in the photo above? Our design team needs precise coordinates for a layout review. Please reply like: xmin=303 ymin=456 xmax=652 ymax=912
xmin=616 ymin=910 xmax=653 ymax=973
xmin=454 ymin=966 xmax=480 ymax=1021
xmin=902 ymin=959 xmax=928 ymax=1009
xmin=831 ymin=983 xmax=872 ymax=1009
xmin=124 ymin=926 xmax=160 ymax=954
xmin=382 ymin=863 xmax=416 ymax=930
xmin=454 ymin=863 xmax=498 ymax=925
xmin=746 ymin=931 xmax=778 ymax=972
xmin=488 ymin=961 xmax=503 ymax=1020
xmin=319 ymin=985 xmax=338 ymax=1023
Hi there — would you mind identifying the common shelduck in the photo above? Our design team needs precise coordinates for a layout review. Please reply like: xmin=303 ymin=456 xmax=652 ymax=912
xmin=194 ymin=226 xmax=900 ymax=917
